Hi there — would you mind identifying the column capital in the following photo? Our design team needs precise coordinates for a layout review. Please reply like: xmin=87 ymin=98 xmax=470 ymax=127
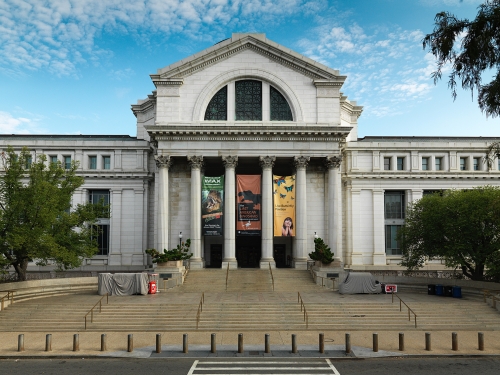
xmin=222 ymin=155 xmax=238 ymax=169
xmin=325 ymin=155 xmax=342 ymax=169
xmin=187 ymin=155 xmax=204 ymax=170
xmin=294 ymin=156 xmax=310 ymax=169
xmin=155 ymin=155 xmax=173 ymax=169
xmin=259 ymin=156 xmax=276 ymax=169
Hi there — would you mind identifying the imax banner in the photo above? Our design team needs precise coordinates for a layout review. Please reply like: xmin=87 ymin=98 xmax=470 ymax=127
xmin=273 ymin=175 xmax=296 ymax=237
xmin=202 ymin=175 xmax=224 ymax=236
xmin=236 ymin=175 xmax=261 ymax=236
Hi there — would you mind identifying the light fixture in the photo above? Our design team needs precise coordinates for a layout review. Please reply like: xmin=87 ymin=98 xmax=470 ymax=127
xmin=179 ymin=231 xmax=183 ymax=246
xmin=314 ymin=232 xmax=318 ymax=239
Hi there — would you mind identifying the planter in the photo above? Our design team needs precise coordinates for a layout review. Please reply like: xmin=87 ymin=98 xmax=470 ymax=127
xmin=157 ymin=260 xmax=183 ymax=267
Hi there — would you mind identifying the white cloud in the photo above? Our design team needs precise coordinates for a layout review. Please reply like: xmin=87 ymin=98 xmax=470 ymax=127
xmin=0 ymin=111 xmax=44 ymax=134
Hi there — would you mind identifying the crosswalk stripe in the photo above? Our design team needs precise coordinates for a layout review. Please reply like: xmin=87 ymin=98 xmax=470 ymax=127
xmin=190 ymin=359 xmax=341 ymax=374
xmin=325 ymin=359 xmax=341 ymax=375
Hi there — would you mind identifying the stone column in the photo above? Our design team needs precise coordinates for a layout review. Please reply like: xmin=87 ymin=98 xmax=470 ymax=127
xmin=188 ymin=156 xmax=204 ymax=269
xmin=222 ymin=156 xmax=238 ymax=269
xmin=326 ymin=155 xmax=343 ymax=266
xmin=293 ymin=156 xmax=310 ymax=269
xmin=260 ymin=156 xmax=276 ymax=269
xmin=372 ymin=189 xmax=386 ymax=265
xmin=154 ymin=155 xmax=172 ymax=253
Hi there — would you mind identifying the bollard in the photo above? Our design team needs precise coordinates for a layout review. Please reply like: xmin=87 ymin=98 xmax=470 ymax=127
xmin=373 ymin=333 xmax=378 ymax=352
xmin=101 ymin=334 xmax=107 ymax=352
xmin=18 ymin=334 xmax=24 ymax=352
xmin=73 ymin=334 xmax=79 ymax=352
xmin=425 ymin=332 xmax=431 ymax=351
xmin=128 ymin=334 xmax=134 ymax=352
xmin=452 ymin=332 xmax=458 ymax=351
xmin=211 ymin=333 xmax=216 ymax=354
xmin=345 ymin=333 xmax=351 ymax=354
xmin=183 ymin=334 xmax=188 ymax=353
xmin=319 ymin=333 xmax=324 ymax=354
xmin=291 ymin=334 xmax=297 ymax=354
xmin=478 ymin=332 xmax=484 ymax=351
xmin=265 ymin=334 xmax=270 ymax=354
xmin=45 ymin=334 xmax=52 ymax=352
xmin=399 ymin=333 xmax=405 ymax=352
xmin=156 ymin=333 xmax=161 ymax=354
xmin=238 ymin=333 xmax=243 ymax=354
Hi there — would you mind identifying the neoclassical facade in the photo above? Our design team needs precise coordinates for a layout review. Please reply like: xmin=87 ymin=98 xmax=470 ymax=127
xmin=3 ymin=33 xmax=500 ymax=273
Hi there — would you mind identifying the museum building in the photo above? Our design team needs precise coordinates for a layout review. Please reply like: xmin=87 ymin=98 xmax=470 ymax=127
xmin=3 ymin=33 xmax=500 ymax=273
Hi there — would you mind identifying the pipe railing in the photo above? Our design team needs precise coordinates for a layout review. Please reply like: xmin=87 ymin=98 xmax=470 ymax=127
xmin=297 ymin=292 xmax=308 ymax=329
xmin=0 ymin=290 xmax=15 ymax=310
xmin=269 ymin=262 xmax=274 ymax=291
xmin=225 ymin=262 xmax=229 ymax=291
xmin=391 ymin=291 xmax=417 ymax=328
xmin=84 ymin=294 xmax=109 ymax=330
xmin=196 ymin=292 xmax=205 ymax=329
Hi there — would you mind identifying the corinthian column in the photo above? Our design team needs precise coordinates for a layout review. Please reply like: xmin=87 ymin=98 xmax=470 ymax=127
xmin=326 ymin=155 xmax=343 ymax=266
xmin=188 ymin=156 xmax=204 ymax=269
xmin=154 ymin=155 xmax=173 ymax=253
xmin=294 ymin=156 xmax=310 ymax=269
xmin=222 ymin=155 xmax=238 ymax=269
xmin=260 ymin=156 xmax=276 ymax=269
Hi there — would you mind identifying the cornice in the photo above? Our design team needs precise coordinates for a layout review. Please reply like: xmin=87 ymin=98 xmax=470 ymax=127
xmin=149 ymin=78 xmax=184 ymax=88
xmin=346 ymin=172 xmax=500 ymax=180
xmin=131 ymin=93 xmax=157 ymax=117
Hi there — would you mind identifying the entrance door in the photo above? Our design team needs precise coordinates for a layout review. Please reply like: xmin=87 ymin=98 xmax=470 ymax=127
xmin=274 ymin=244 xmax=286 ymax=268
xmin=209 ymin=244 xmax=222 ymax=268
xmin=236 ymin=237 xmax=261 ymax=268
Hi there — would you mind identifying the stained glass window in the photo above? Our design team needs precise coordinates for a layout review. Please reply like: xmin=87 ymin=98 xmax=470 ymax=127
xmin=270 ymin=86 xmax=293 ymax=121
xmin=235 ymin=80 xmax=262 ymax=120
xmin=204 ymin=86 xmax=227 ymax=120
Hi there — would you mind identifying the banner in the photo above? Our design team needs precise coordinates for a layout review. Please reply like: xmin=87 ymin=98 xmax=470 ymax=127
xmin=202 ymin=176 xmax=224 ymax=236
xmin=273 ymin=175 xmax=296 ymax=237
xmin=236 ymin=175 xmax=261 ymax=236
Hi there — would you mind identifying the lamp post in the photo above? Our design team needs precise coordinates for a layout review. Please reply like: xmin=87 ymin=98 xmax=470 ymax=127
xmin=179 ymin=232 xmax=183 ymax=246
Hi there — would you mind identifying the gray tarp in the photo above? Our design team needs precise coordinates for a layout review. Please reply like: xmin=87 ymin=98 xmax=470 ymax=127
xmin=339 ymin=272 xmax=382 ymax=294
xmin=98 ymin=273 xmax=149 ymax=296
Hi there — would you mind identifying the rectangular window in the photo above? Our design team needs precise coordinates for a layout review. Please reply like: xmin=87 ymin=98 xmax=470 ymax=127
xmin=384 ymin=157 xmax=391 ymax=170
xmin=91 ymin=224 xmax=110 ymax=256
xmin=89 ymin=156 xmax=97 ymax=170
xmin=384 ymin=191 xmax=405 ymax=219
xmin=422 ymin=157 xmax=429 ymax=171
xmin=397 ymin=157 xmax=404 ymax=171
xmin=460 ymin=157 xmax=466 ymax=171
xmin=473 ymin=157 xmax=480 ymax=171
xmin=64 ymin=156 xmax=72 ymax=169
xmin=385 ymin=225 xmax=402 ymax=255
xmin=498 ymin=157 xmax=500 ymax=171
xmin=25 ymin=156 xmax=32 ymax=169
xmin=435 ymin=157 xmax=442 ymax=171
xmin=49 ymin=155 xmax=58 ymax=165
xmin=103 ymin=156 xmax=111 ymax=170
xmin=89 ymin=189 xmax=110 ymax=206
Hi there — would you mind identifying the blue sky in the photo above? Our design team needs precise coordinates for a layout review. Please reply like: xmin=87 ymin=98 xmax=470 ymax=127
xmin=0 ymin=0 xmax=498 ymax=137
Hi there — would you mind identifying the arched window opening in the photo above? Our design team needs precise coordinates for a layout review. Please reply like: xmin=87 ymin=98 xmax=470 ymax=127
xmin=204 ymin=86 xmax=227 ymax=120
xmin=270 ymin=86 xmax=293 ymax=121
xmin=235 ymin=80 xmax=262 ymax=121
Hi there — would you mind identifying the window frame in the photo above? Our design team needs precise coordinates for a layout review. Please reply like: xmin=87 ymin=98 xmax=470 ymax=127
xmin=89 ymin=155 xmax=97 ymax=170
xmin=396 ymin=157 xmax=404 ymax=171
xmin=422 ymin=157 xmax=429 ymax=171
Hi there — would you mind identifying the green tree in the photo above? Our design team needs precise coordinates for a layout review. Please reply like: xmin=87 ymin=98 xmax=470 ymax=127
xmin=399 ymin=186 xmax=500 ymax=281
xmin=423 ymin=0 xmax=500 ymax=117
xmin=309 ymin=237 xmax=334 ymax=265
xmin=0 ymin=147 xmax=108 ymax=281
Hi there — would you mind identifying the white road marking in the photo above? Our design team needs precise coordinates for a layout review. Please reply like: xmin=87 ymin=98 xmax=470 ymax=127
xmin=189 ymin=359 xmax=341 ymax=374
xmin=187 ymin=359 xmax=199 ymax=375
xmin=325 ymin=359 xmax=341 ymax=375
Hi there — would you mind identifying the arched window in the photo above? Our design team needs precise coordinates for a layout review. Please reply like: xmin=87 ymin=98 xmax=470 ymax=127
xmin=270 ymin=86 xmax=293 ymax=121
xmin=204 ymin=86 xmax=227 ymax=120
xmin=235 ymin=80 xmax=262 ymax=121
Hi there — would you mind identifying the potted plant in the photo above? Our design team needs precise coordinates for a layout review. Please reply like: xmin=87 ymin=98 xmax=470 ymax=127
xmin=309 ymin=237 xmax=334 ymax=266
xmin=146 ymin=239 xmax=192 ymax=267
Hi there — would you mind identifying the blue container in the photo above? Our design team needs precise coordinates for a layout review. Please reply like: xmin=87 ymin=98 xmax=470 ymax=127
xmin=452 ymin=286 xmax=462 ymax=298
xmin=435 ymin=284 xmax=444 ymax=296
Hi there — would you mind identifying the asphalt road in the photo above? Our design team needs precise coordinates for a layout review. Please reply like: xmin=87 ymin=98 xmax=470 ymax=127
xmin=1 ymin=357 xmax=500 ymax=375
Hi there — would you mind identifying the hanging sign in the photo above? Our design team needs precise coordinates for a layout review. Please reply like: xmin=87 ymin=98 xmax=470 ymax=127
xmin=273 ymin=175 xmax=296 ymax=237
xmin=236 ymin=175 xmax=261 ymax=236
xmin=201 ymin=176 xmax=224 ymax=236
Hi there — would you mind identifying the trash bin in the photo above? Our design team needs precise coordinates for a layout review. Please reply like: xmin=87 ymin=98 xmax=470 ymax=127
xmin=428 ymin=284 xmax=436 ymax=295
xmin=452 ymin=286 xmax=462 ymax=298
xmin=435 ymin=284 xmax=444 ymax=296
xmin=444 ymin=285 xmax=453 ymax=297
xmin=148 ymin=281 xmax=157 ymax=294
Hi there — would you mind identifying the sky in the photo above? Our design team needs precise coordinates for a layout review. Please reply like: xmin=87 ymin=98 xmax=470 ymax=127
xmin=0 ymin=0 xmax=498 ymax=138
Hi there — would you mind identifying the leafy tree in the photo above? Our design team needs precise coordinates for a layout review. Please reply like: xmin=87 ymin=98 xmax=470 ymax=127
xmin=145 ymin=239 xmax=193 ymax=263
xmin=309 ymin=237 xmax=334 ymax=265
xmin=399 ymin=186 xmax=500 ymax=281
xmin=423 ymin=0 xmax=500 ymax=117
xmin=0 ymin=147 xmax=108 ymax=281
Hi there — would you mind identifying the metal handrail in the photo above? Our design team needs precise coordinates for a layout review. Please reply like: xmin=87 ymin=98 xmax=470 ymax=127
xmin=0 ymin=290 xmax=15 ymax=310
xmin=269 ymin=262 xmax=274 ymax=291
xmin=196 ymin=292 xmax=205 ymax=329
xmin=84 ymin=294 xmax=109 ymax=330
xmin=297 ymin=292 xmax=309 ymax=329
xmin=391 ymin=291 xmax=417 ymax=328
xmin=225 ymin=262 xmax=229 ymax=291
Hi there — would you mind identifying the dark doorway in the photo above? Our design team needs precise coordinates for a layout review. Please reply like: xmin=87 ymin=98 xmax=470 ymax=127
xmin=274 ymin=244 xmax=286 ymax=268
xmin=209 ymin=244 xmax=222 ymax=268
xmin=236 ymin=236 xmax=261 ymax=268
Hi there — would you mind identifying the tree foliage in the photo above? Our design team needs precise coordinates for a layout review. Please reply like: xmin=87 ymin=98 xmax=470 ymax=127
xmin=423 ymin=0 xmax=500 ymax=117
xmin=309 ymin=237 xmax=334 ymax=265
xmin=0 ymin=148 xmax=108 ymax=281
xmin=399 ymin=186 xmax=500 ymax=281
xmin=145 ymin=239 xmax=193 ymax=263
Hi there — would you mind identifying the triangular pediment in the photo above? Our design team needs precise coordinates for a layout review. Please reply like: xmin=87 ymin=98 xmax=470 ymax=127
xmin=150 ymin=33 xmax=346 ymax=85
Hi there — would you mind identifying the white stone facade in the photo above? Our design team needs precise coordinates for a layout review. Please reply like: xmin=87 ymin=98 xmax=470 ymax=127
xmin=2 ymin=33 xmax=499 ymax=273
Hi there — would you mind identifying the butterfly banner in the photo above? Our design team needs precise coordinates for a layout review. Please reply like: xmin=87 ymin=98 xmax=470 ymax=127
xmin=201 ymin=176 xmax=224 ymax=236
xmin=236 ymin=175 xmax=262 ymax=236
xmin=273 ymin=175 xmax=296 ymax=237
